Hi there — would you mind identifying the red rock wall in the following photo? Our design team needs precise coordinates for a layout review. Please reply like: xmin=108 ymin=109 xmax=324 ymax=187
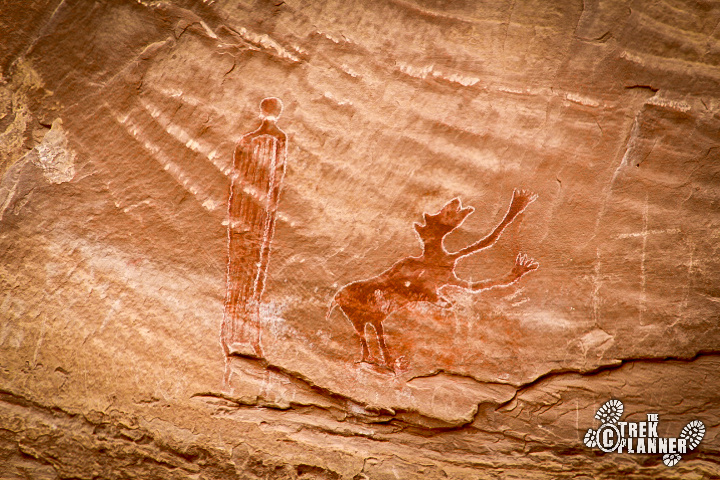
xmin=1 ymin=0 xmax=719 ymax=478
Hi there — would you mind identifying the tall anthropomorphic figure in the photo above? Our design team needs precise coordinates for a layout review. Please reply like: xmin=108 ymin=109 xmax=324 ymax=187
xmin=222 ymin=97 xmax=287 ymax=359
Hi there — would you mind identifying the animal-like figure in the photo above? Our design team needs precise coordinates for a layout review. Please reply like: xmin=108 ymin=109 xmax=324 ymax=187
xmin=327 ymin=189 xmax=539 ymax=369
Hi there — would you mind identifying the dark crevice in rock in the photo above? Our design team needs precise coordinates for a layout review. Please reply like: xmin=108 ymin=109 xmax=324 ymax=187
xmin=195 ymin=351 xmax=720 ymax=442
xmin=625 ymin=85 xmax=659 ymax=93
xmin=296 ymin=464 xmax=341 ymax=480
xmin=406 ymin=367 xmax=517 ymax=387
xmin=495 ymin=350 xmax=720 ymax=412
xmin=220 ymin=354 xmax=396 ymax=415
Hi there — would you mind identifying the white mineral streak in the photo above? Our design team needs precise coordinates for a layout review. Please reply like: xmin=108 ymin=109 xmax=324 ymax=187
xmin=646 ymin=95 xmax=692 ymax=113
xmin=319 ymin=31 xmax=340 ymax=43
xmin=151 ymin=86 xmax=235 ymax=124
xmin=617 ymin=228 xmax=681 ymax=239
xmin=139 ymin=97 xmax=227 ymax=174
xmin=565 ymin=92 xmax=601 ymax=107
xmin=497 ymin=86 xmax=528 ymax=95
xmin=434 ymin=71 xmax=480 ymax=87
xmin=323 ymin=91 xmax=352 ymax=107
xmin=199 ymin=20 xmax=218 ymax=39
xmin=396 ymin=61 xmax=481 ymax=87
xmin=235 ymin=27 xmax=300 ymax=63
xmin=114 ymin=112 xmax=221 ymax=211
xmin=340 ymin=64 xmax=361 ymax=78
xmin=396 ymin=61 xmax=434 ymax=79
xmin=622 ymin=49 xmax=720 ymax=82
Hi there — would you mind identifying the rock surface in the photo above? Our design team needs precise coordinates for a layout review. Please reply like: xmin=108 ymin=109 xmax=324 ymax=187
xmin=1 ymin=0 xmax=719 ymax=478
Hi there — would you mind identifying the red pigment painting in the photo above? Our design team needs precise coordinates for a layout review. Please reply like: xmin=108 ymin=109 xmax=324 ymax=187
xmin=221 ymin=99 xmax=539 ymax=375
xmin=328 ymin=190 xmax=539 ymax=371
xmin=221 ymin=97 xmax=287 ymax=359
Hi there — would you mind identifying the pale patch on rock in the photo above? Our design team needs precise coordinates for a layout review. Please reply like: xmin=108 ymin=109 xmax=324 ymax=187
xmin=518 ymin=309 xmax=574 ymax=330
xmin=27 ymin=119 xmax=76 ymax=184
xmin=407 ymin=373 xmax=516 ymax=425
xmin=233 ymin=27 xmax=300 ymax=63
xmin=578 ymin=329 xmax=614 ymax=357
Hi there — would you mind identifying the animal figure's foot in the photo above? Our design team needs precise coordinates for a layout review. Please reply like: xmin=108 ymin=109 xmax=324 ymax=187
xmin=376 ymin=362 xmax=395 ymax=373
xmin=393 ymin=356 xmax=409 ymax=373
xmin=355 ymin=358 xmax=377 ymax=368
xmin=432 ymin=297 xmax=453 ymax=309
xmin=355 ymin=359 xmax=395 ymax=373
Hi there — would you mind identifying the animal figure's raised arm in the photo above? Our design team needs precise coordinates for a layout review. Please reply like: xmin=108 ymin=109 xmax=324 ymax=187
xmin=450 ymin=189 xmax=537 ymax=260
xmin=446 ymin=253 xmax=539 ymax=291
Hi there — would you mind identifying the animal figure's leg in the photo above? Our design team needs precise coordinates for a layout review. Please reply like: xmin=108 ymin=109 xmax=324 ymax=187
xmin=244 ymin=302 xmax=263 ymax=357
xmin=338 ymin=306 xmax=371 ymax=363
xmin=372 ymin=320 xmax=393 ymax=369
xmin=357 ymin=323 xmax=370 ymax=362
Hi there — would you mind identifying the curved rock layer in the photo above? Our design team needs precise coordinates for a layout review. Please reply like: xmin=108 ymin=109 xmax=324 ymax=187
xmin=1 ymin=0 xmax=719 ymax=478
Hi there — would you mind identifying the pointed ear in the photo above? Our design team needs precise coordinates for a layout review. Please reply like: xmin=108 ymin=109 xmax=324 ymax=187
xmin=445 ymin=197 xmax=461 ymax=211
xmin=413 ymin=222 xmax=425 ymax=235
xmin=461 ymin=206 xmax=475 ymax=216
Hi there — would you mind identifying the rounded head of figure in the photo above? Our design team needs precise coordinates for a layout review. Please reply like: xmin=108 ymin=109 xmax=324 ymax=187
xmin=260 ymin=97 xmax=283 ymax=121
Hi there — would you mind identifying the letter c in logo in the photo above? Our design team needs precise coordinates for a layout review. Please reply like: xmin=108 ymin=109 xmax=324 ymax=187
xmin=597 ymin=424 xmax=621 ymax=452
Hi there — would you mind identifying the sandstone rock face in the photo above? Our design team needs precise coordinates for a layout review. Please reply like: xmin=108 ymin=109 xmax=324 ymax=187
xmin=1 ymin=0 xmax=719 ymax=478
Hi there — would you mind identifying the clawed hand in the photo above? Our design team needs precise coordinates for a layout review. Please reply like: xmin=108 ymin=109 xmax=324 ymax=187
xmin=508 ymin=188 xmax=538 ymax=218
xmin=512 ymin=253 xmax=539 ymax=277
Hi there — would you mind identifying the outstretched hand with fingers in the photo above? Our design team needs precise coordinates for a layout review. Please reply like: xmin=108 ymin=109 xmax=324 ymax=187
xmin=507 ymin=188 xmax=538 ymax=219
xmin=511 ymin=253 xmax=539 ymax=278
